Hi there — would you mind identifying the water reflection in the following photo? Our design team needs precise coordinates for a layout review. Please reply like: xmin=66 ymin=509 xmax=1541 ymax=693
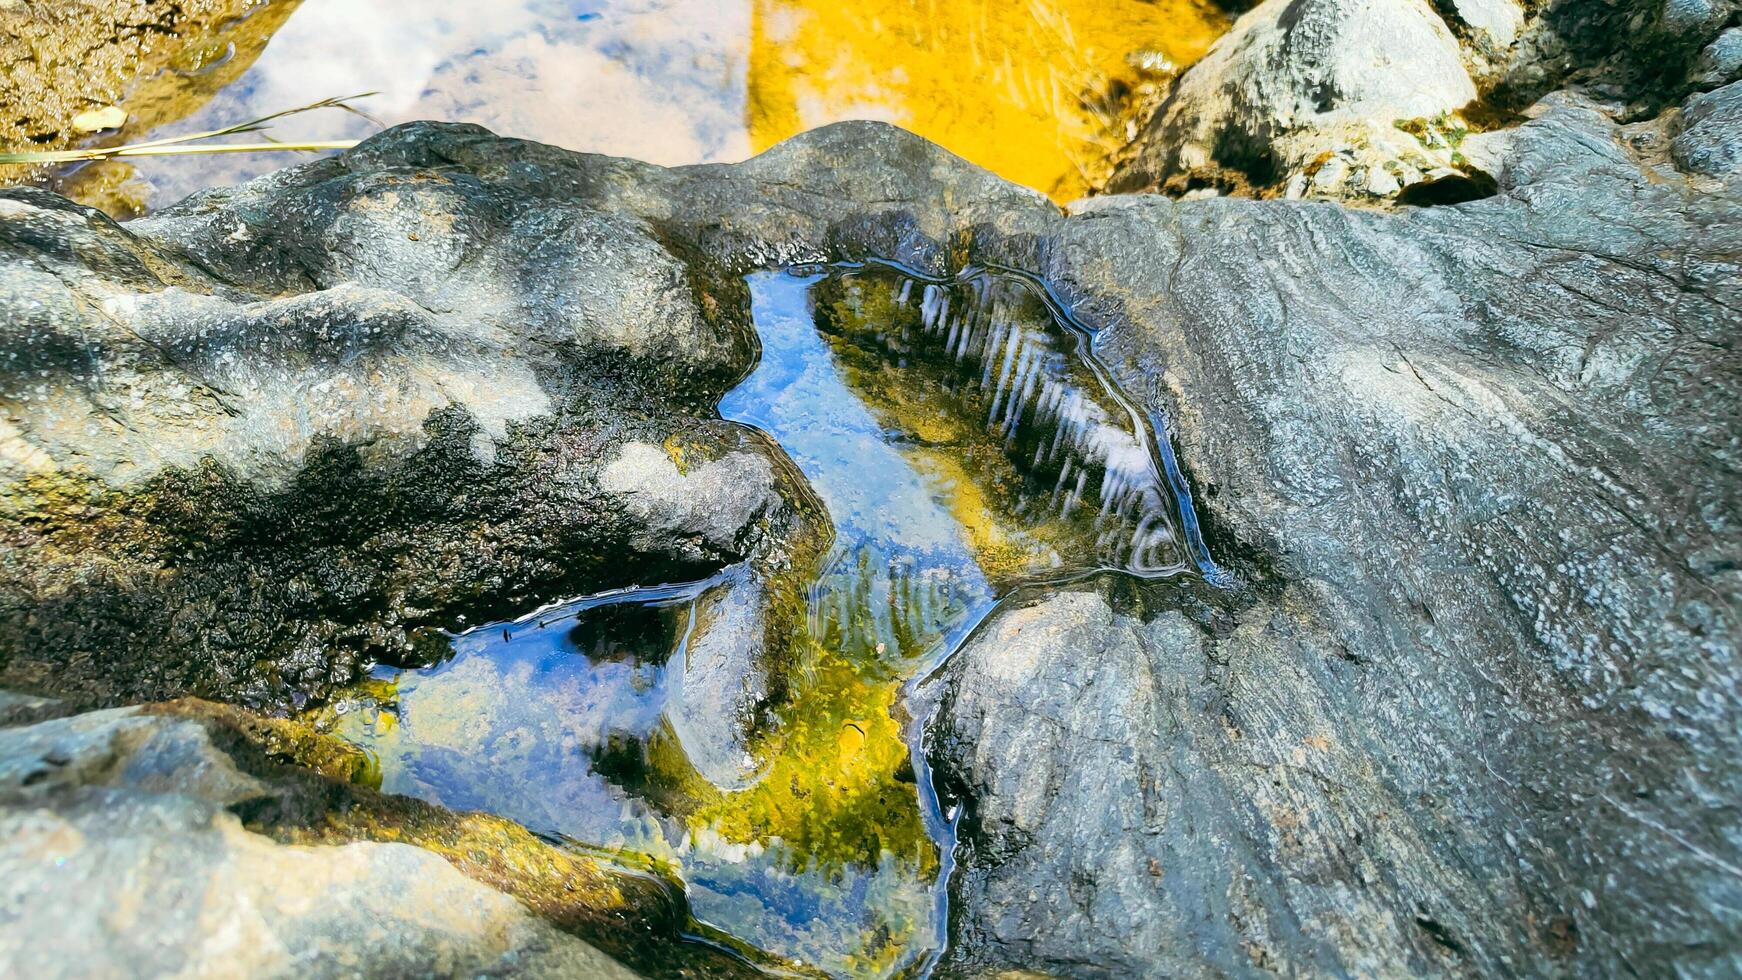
xmin=810 ymin=265 xmax=1192 ymax=578
xmin=326 ymin=264 xmax=1203 ymax=976
xmin=748 ymin=0 xmax=1229 ymax=199
xmin=23 ymin=0 xmax=1226 ymax=210
xmin=86 ymin=0 xmax=754 ymax=209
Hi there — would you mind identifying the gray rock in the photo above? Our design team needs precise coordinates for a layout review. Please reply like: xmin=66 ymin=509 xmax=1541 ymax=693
xmin=1694 ymin=28 xmax=1742 ymax=88
xmin=1662 ymin=0 xmax=1724 ymax=34
xmin=1482 ymin=0 xmax=1736 ymax=113
xmin=0 ymin=689 xmax=54 ymax=724
xmin=933 ymin=98 xmax=1741 ymax=975
xmin=1450 ymin=0 xmax=1525 ymax=49
xmin=0 ymin=181 xmax=824 ymax=711
xmin=932 ymin=588 xmax=1541 ymax=976
xmin=0 ymin=708 xmax=636 ymax=979
xmin=1674 ymin=80 xmax=1742 ymax=177
xmin=1111 ymin=0 xmax=1477 ymax=199
xmin=600 ymin=440 xmax=782 ymax=565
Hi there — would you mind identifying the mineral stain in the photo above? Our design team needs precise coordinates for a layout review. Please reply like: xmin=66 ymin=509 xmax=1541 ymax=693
xmin=324 ymin=262 xmax=1210 ymax=975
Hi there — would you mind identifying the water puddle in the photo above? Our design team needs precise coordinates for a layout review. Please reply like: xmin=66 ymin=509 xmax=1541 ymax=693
xmin=16 ymin=0 xmax=1227 ymax=213
xmin=324 ymin=262 xmax=1214 ymax=975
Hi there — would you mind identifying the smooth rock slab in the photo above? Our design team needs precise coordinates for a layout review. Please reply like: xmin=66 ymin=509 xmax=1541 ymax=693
xmin=932 ymin=95 xmax=1741 ymax=976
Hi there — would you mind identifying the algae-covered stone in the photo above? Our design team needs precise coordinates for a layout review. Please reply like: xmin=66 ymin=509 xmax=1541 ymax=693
xmin=0 ymin=178 xmax=828 ymax=711
xmin=0 ymin=0 xmax=304 ymax=215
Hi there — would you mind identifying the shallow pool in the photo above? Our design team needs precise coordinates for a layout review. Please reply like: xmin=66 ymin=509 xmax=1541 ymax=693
xmin=321 ymin=261 xmax=1215 ymax=975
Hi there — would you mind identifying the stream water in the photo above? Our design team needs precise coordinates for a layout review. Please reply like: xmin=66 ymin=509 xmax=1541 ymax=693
xmin=28 ymin=0 xmax=1227 ymax=213
xmin=324 ymin=262 xmax=1215 ymax=975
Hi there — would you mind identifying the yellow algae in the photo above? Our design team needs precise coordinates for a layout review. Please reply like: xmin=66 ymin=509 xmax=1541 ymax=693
xmin=691 ymin=640 xmax=928 ymax=872
xmin=747 ymin=0 xmax=1229 ymax=200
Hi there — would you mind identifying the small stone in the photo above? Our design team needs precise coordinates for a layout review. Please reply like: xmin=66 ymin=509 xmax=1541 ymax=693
xmin=69 ymin=105 xmax=127 ymax=133
xmin=1365 ymin=166 xmax=1401 ymax=197
xmin=1693 ymin=28 xmax=1742 ymax=88
xmin=1312 ymin=157 xmax=1351 ymax=193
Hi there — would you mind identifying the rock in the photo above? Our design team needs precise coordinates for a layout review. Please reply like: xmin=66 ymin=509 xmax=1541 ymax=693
xmin=1673 ymin=80 xmax=1742 ymax=177
xmin=0 ymin=689 xmax=53 ymax=725
xmin=0 ymin=706 xmax=637 ymax=979
xmin=601 ymin=441 xmax=783 ymax=564
xmin=1482 ymin=0 xmax=1736 ymax=113
xmin=0 ymin=178 xmax=824 ymax=711
xmin=1694 ymin=28 xmax=1742 ymax=88
xmin=0 ymin=82 xmax=1735 ymax=976
xmin=1110 ymin=0 xmax=1740 ymax=202
xmin=1110 ymin=0 xmax=1477 ymax=200
xmin=663 ymin=564 xmax=775 ymax=789
xmin=932 ymin=97 xmax=1741 ymax=975
xmin=68 ymin=106 xmax=126 ymax=134
xmin=1661 ymin=0 xmax=1724 ymax=34
xmin=1449 ymin=0 xmax=1525 ymax=49
xmin=931 ymin=587 xmax=1552 ymax=975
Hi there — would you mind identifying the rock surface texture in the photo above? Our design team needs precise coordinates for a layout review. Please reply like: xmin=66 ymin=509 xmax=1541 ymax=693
xmin=1111 ymin=0 xmax=1479 ymax=199
xmin=0 ymin=21 xmax=1735 ymax=980
xmin=932 ymin=97 xmax=1741 ymax=975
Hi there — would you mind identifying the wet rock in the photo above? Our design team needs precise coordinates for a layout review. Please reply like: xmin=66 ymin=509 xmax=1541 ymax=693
xmin=0 ymin=179 xmax=821 ymax=711
xmin=0 ymin=705 xmax=637 ymax=979
xmin=1673 ymin=80 xmax=1742 ymax=178
xmin=933 ymin=98 xmax=1740 ymax=975
xmin=0 ymin=74 xmax=1733 ymax=977
xmin=601 ymin=442 xmax=783 ymax=564
xmin=663 ymin=564 xmax=775 ymax=789
xmin=931 ymin=587 xmax=1549 ymax=975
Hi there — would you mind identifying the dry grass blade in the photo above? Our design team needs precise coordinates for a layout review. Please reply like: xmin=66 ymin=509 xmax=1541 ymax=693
xmin=0 ymin=93 xmax=378 ymax=165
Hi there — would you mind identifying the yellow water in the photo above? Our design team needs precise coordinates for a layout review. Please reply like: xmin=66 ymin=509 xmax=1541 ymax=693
xmin=11 ymin=0 xmax=1226 ymax=209
xmin=749 ymin=0 xmax=1227 ymax=199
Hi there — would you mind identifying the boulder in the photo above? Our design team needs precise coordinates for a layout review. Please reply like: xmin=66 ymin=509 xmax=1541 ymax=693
xmin=0 ymin=180 xmax=825 ymax=712
xmin=1110 ymin=0 xmax=1478 ymax=201
xmin=931 ymin=96 xmax=1741 ymax=975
